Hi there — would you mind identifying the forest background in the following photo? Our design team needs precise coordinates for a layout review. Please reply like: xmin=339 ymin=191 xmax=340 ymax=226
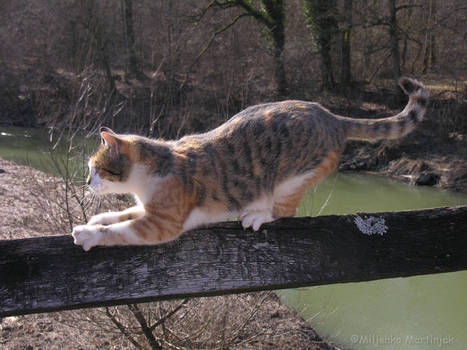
xmin=0 ymin=0 xmax=465 ymax=139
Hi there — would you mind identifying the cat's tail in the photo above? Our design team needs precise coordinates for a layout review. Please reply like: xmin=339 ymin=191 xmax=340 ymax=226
xmin=340 ymin=77 xmax=429 ymax=142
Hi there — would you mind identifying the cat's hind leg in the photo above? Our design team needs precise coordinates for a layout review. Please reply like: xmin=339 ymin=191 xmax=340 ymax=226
xmin=272 ymin=182 xmax=309 ymax=219
xmin=239 ymin=211 xmax=274 ymax=231
xmin=238 ymin=197 xmax=274 ymax=231
xmin=272 ymin=151 xmax=340 ymax=219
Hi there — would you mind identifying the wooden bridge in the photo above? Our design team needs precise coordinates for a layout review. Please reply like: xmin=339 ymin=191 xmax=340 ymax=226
xmin=1 ymin=206 xmax=466 ymax=317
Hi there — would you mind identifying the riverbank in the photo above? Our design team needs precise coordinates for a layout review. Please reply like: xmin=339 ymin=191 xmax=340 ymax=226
xmin=337 ymin=90 xmax=467 ymax=193
xmin=340 ymin=136 xmax=467 ymax=193
xmin=0 ymin=157 xmax=342 ymax=350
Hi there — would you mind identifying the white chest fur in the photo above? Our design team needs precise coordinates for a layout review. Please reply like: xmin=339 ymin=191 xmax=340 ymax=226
xmin=182 ymin=208 xmax=234 ymax=232
xmin=89 ymin=162 xmax=160 ymax=204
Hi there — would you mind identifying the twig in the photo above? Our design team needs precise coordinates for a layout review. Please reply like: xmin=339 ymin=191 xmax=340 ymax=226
xmin=149 ymin=299 xmax=189 ymax=332
xmin=193 ymin=13 xmax=250 ymax=67
xmin=105 ymin=307 xmax=144 ymax=350
xmin=128 ymin=304 xmax=163 ymax=350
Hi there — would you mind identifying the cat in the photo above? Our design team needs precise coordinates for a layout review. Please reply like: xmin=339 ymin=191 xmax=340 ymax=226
xmin=72 ymin=77 xmax=428 ymax=251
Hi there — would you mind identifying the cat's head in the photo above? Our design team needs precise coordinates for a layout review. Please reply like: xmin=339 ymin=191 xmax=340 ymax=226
xmin=86 ymin=127 xmax=133 ymax=194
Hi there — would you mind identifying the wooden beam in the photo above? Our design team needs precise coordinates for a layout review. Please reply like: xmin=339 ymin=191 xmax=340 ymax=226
xmin=1 ymin=206 xmax=466 ymax=317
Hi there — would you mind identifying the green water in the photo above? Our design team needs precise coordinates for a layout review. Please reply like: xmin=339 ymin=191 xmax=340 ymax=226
xmin=1 ymin=126 xmax=467 ymax=350
xmin=279 ymin=174 xmax=467 ymax=350
xmin=0 ymin=126 xmax=95 ymax=177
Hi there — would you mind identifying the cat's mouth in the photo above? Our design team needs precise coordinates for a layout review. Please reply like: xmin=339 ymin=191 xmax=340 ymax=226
xmin=87 ymin=175 xmax=108 ymax=195
xmin=88 ymin=180 xmax=110 ymax=195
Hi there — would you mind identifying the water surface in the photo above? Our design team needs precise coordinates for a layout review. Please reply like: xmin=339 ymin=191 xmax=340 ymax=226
xmin=279 ymin=173 xmax=467 ymax=350
xmin=0 ymin=126 xmax=95 ymax=177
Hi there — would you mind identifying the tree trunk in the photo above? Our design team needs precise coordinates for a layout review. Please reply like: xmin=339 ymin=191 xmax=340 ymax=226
xmin=340 ymin=0 xmax=352 ymax=87
xmin=304 ymin=0 xmax=338 ymax=91
xmin=272 ymin=38 xmax=287 ymax=99
xmin=422 ymin=0 xmax=437 ymax=74
xmin=387 ymin=0 xmax=403 ymax=103
xmin=270 ymin=18 xmax=287 ymax=98
xmin=122 ymin=0 xmax=143 ymax=80
xmin=94 ymin=20 xmax=116 ymax=93
xmin=318 ymin=0 xmax=337 ymax=91
xmin=320 ymin=33 xmax=335 ymax=90
xmin=401 ymin=1 xmax=413 ymax=71
xmin=262 ymin=0 xmax=287 ymax=98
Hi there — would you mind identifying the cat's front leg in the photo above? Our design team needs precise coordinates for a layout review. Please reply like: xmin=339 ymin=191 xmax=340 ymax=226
xmin=73 ymin=216 xmax=182 ymax=251
xmin=87 ymin=206 xmax=145 ymax=225
xmin=73 ymin=221 xmax=146 ymax=251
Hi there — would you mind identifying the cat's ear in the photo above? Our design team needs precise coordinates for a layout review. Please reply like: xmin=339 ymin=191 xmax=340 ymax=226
xmin=100 ymin=127 xmax=120 ymax=154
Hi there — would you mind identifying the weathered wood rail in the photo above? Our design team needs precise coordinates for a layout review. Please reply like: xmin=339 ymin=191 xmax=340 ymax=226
xmin=1 ymin=206 xmax=466 ymax=317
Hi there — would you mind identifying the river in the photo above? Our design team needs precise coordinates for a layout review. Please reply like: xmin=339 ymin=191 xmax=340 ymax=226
xmin=280 ymin=173 xmax=467 ymax=350
xmin=1 ymin=126 xmax=466 ymax=350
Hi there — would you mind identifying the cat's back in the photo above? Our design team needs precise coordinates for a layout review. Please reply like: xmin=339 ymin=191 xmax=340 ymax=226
xmin=176 ymin=100 xmax=344 ymax=161
xmin=207 ymin=100 xmax=341 ymax=142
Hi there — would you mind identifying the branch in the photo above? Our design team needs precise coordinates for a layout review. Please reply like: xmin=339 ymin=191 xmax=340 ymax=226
xmin=397 ymin=26 xmax=423 ymax=47
xmin=128 ymin=304 xmax=162 ymax=350
xmin=193 ymin=13 xmax=250 ymax=64
xmin=105 ymin=307 xmax=144 ymax=350
xmin=148 ymin=299 xmax=189 ymax=332
xmin=236 ymin=0 xmax=273 ymax=27
xmin=395 ymin=4 xmax=422 ymax=12
xmin=193 ymin=0 xmax=239 ymax=23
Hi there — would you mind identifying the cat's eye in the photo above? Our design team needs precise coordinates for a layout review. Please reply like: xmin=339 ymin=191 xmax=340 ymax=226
xmin=104 ymin=168 xmax=121 ymax=177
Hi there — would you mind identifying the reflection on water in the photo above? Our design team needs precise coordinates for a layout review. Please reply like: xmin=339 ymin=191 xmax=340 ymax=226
xmin=279 ymin=174 xmax=467 ymax=350
xmin=2 ymin=126 xmax=466 ymax=350
xmin=0 ymin=126 xmax=96 ymax=177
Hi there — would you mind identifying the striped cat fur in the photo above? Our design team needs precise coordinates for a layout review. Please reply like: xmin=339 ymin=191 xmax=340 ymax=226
xmin=73 ymin=77 xmax=428 ymax=251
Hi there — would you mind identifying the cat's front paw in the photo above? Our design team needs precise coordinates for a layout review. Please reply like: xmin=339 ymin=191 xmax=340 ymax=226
xmin=72 ymin=225 xmax=105 ymax=251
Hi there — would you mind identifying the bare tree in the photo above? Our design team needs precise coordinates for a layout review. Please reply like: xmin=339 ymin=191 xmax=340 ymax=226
xmin=197 ymin=0 xmax=288 ymax=98
xmin=387 ymin=0 xmax=403 ymax=103
xmin=422 ymin=0 xmax=437 ymax=74
xmin=340 ymin=0 xmax=353 ymax=87
xmin=303 ymin=0 xmax=339 ymax=91
xmin=122 ymin=0 xmax=145 ymax=80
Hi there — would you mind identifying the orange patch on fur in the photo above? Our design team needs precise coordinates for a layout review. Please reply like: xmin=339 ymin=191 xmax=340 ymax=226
xmin=129 ymin=176 xmax=197 ymax=244
xmin=273 ymin=151 xmax=340 ymax=218
xmin=308 ymin=151 xmax=339 ymax=183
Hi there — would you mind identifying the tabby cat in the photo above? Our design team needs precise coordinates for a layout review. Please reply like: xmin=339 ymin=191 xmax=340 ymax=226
xmin=72 ymin=77 xmax=428 ymax=251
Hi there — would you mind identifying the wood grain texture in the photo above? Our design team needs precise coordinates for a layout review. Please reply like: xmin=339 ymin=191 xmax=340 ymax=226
xmin=1 ymin=206 xmax=466 ymax=317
